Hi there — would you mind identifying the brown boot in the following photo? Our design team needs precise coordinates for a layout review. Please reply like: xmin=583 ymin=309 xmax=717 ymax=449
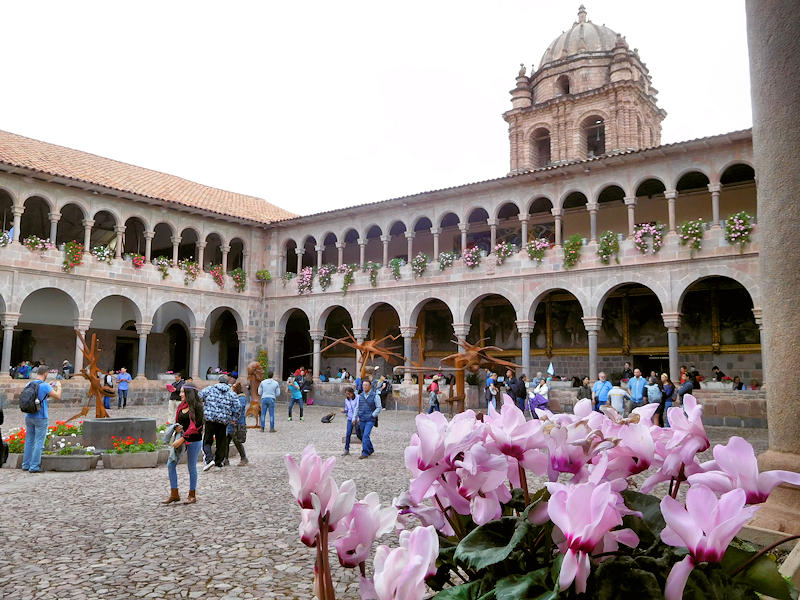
xmin=183 ymin=490 xmax=197 ymax=504
xmin=162 ymin=488 xmax=180 ymax=504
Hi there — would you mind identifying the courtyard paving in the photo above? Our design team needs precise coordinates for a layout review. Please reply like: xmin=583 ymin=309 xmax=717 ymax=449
xmin=0 ymin=403 xmax=769 ymax=599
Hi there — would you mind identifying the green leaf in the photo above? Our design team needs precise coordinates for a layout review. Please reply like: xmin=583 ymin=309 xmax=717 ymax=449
xmin=590 ymin=557 xmax=664 ymax=599
xmin=495 ymin=569 xmax=550 ymax=600
xmin=504 ymin=488 xmax=527 ymax=512
xmin=434 ymin=581 xmax=482 ymax=599
xmin=721 ymin=545 xmax=794 ymax=600
xmin=454 ymin=517 xmax=535 ymax=571
xmin=621 ymin=490 xmax=666 ymax=537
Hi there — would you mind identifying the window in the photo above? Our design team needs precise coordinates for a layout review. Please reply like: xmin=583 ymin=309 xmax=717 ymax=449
xmin=556 ymin=75 xmax=570 ymax=96
xmin=584 ymin=117 xmax=605 ymax=157
xmin=532 ymin=128 xmax=551 ymax=168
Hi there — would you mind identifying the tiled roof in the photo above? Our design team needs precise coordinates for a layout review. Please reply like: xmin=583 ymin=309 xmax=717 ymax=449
xmin=0 ymin=130 xmax=296 ymax=224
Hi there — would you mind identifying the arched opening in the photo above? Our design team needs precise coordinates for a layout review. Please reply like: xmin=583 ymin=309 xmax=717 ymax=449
xmin=365 ymin=226 xmax=382 ymax=264
xmin=123 ymin=217 xmax=147 ymax=256
xmin=413 ymin=299 xmax=455 ymax=368
xmin=678 ymin=276 xmax=761 ymax=384
xmin=562 ymin=192 xmax=589 ymax=239
xmin=152 ymin=302 xmax=195 ymax=378
xmin=531 ymin=289 xmax=585 ymax=376
xmin=322 ymin=232 xmax=338 ymax=265
xmin=598 ymin=284 xmax=667 ymax=377
xmin=582 ymin=116 xmax=606 ymax=158
xmin=178 ymin=227 xmax=198 ymax=261
xmin=152 ymin=223 xmax=174 ymax=260
xmin=56 ymin=203 xmax=85 ymax=246
xmin=21 ymin=196 xmax=50 ymax=241
xmin=366 ymin=303 xmax=402 ymax=377
xmin=342 ymin=228 xmax=360 ymax=265
xmin=16 ymin=288 xmax=80 ymax=371
xmin=283 ymin=309 xmax=311 ymax=380
xmin=634 ymin=178 xmax=668 ymax=225
xmin=556 ymin=74 xmax=570 ymax=96
xmin=528 ymin=197 xmax=555 ymax=244
xmin=90 ymin=295 xmax=143 ymax=375
xmin=228 ymin=237 xmax=245 ymax=270
xmin=0 ymin=190 xmax=12 ymax=236
xmin=387 ymin=221 xmax=408 ymax=262
xmin=466 ymin=208 xmax=490 ymax=253
xmin=284 ymin=239 xmax=298 ymax=275
xmin=596 ymin=185 xmax=627 ymax=236
xmin=531 ymin=127 xmax=552 ymax=168
xmin=719 ymin=163 xmax=757 ymax=223
xmin=496 ymin=203 xmax=521 ymax=247
xmin=91 ymin=210 xmax=117 ymax=250
xmin=467 ymin=294 xmax=520 ymax=366
xmin=301 ymin=236 xmax=317 ymax=270
xmin=676 ymin=171 xmax=712 ymax=223
xmin=207 ymin=308 xmax=240 ymax=374
xmin=321 ymin=306 xmax=355 ymax=378
xmin=413 ymin=217 xmax=434 ymax=259
xmin=166 ymin=323 xmax=189 ymax=378
xmin=440 ymin=212 xmax=460 ymax=254
xmin=204 ymin=233 xmax=223 ymax=270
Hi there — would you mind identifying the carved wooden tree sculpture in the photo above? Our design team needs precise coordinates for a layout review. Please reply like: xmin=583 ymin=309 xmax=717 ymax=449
xmin=66 ymin=330 xmax=114 ymax=422
xmin=321 ymin=328 xmax=405 ymax=380
xmin=245 ymin=360 xmax=265 ymax=428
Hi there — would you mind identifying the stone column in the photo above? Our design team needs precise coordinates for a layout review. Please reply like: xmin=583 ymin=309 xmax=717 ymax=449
xmin=665 ymin=190 xmax=677 ymax=233
xmin=315 ymin=245 xmax=323 ymax=269
xmin=452 ymin=323 xmax=470 ymax=353
xmin=221 ymin=244 xmax=230 ymax=270
xmin=400 ymin=326 xmax=417 ymax=384
xmin=114 ymin=226 xmax=125 ymax=259
xmin=582 ymin=317 xmax=602 ymax=380
xmin=352 ymin=327 xmax=369 ymax=375
xmin=336 ymin=242 xmax=344 ymax=267
xmin=662 ymin=313 xmax=681 ymax=384
xmin=624 ymin=196 xmax=637 ymax=237
xmin=74 ymin=318 xmax=92 ymax=374
xmin=274 ymin=332 xmax=285 ymax=378
xmin=431 ymin=228 xmax=440 ymax=261
xmin=171 ymin=236 xmax=181 ymax=265
xmin=82 ymin=219 xmax=94 ymax=250
xmin=488 ymin=219 xmax=497 ymax=252
xmin=752 ymin=308 xmax=766 ymax=380
xmin=519 ymin=215 xmax=529 ymax=248
xmin=48 ymin=212 xmax=60 ymax=243
xmin=587 ymin=203 xmax=598 ymax=243
xmin=0 ymin=312 xmax=20 ymax=379
xmin=708 ymin=183 xmax=721 ymax=228
xmin=746 ymin=0 xmax=800 ymax=533
xmin=516 ymin=320 xmax=534 ymax=378
xmin=310 ymin=330 xmax=324 ymax=382
xmin=405 ymin=232 xmax=414 ymax=261
xmin=380 ymin=236 xmax=389 ymax=267
xmin=358 ymin=239 xmax=367 ymax=266
xmin=237 ymin=330 xmax=249 ymax=378
xmin=294 ymin=247 xmax=304 ymax=272
xmin=551 ymin=209 xmax=563 ymax=247
xmin=189 ymin=326 xmax=205 ymax=380
xmin=243 ymin=250 xmax=250 ymax=275
xmin=459 ymin=224 xmax=468 ymax=253
xmin=11 ymin=206 xmax=23 ymax=242
xmin=135 ymin=323 xmax=151 ymax=380
xmin=196 ymin=241 xmax=206 ymax=269
xmin=144 ymin=231 xmax=154 ymax=262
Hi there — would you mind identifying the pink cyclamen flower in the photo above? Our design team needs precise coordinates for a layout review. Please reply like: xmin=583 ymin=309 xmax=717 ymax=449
xmin=334 ymin=492 xmax=397 ymax=567
xmin=456 ymin=444 xmax=512 ymax=524
xmin=687 ymin=435 xmax=800 ymax=504
xmin=373 ymin=525 xmax=439 ymax=600
xmin=660 ymin=484 xmax=759 ymax=600
xmin=285 ymin=444 xmax=337 ymax=509
xmin=298 ymin=478 xmax=357 ymax=546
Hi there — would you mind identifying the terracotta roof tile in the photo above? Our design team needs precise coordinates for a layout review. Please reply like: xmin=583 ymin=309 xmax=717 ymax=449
xmin=0 ymin=130 xmax=296 ymax=224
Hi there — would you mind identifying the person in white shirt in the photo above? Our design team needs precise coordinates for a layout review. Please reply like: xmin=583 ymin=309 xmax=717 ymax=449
xmin=607 ymin=379 xmax=631 ymax=415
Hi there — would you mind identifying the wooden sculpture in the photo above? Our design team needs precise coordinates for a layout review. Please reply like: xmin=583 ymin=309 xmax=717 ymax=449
xmin=320 ymin=327 xmax=405 ymax=379
xmin=245 ymin=360 xmax=264 ymax=428
xmin=66 ymin=330 xmax=115 ymax=422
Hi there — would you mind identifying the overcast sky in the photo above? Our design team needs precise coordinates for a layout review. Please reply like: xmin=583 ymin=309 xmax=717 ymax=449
xmin=1 ymin=1 xmax=751 ymax=216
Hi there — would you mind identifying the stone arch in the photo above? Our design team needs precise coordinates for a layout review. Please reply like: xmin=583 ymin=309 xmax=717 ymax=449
xmin=526 ymin=195 xmax=554 ymax=215
xmin=16 ymin=287 xmax=81 ymax=368
xmin=152 ymin=222 xmax=175 ymax=260
xmin=633 ymin=176 xmax=668 ymax=197
xmin=18 ymin=287 xmax=80 ymax=323
xmin=56 ymin=196 xmax=90 ymax=219
xmin=358 ymin=300 xmax=404 ymax=332
xmin=407 ymin=296 xmax=457 ymax=329
xmin=440 ymin=212 xmax=460 ymax=229
xmin=21 ymin=195 xmax=52 ymax=240
xmin=123 ymin=216 xmax=147 ymax=256
xmin=594 ymin=183 xmax=628 ymax=204
xmin=150 ymin=299 xmax=198 ymax=330
xmin=227 ymin=237 xmax=245 ymax=270
xmin=204 ymin=232 xmax=224 ymax=268
xmin=88 ymin=293 xmax=144 ymax=326
xmin=527 ymin=285 xmax=591 ymax=322
xmin=316 ymin=304 xmax=354 ymax=333
xmin=341 ymin=228 xmax=360 ymax=265
xmin=577 ymin=110 xmax=610 ymax=158
xmin=462 ymin=290 xmax=524 ymax=325
xmin=494 ymin=201 xmax=521 ymax=220
xmin=592 ymin=279 xmax=668 ymax=318
xmin=277 ymin=306 xmax=309 ymax=333
xmin=675 ymin=270 xmax=760 ymax=315
xmin=412 ymin=215 xmax=433 ymax=232
xmin=205 ymin=306 xmax=245 ymax=374
xmin=300 ymin=235 xmax=316 ymax=270
xmin=673 ymin=168 xmax=711 ymax=191
xmin=284 ymin=238 xmax=298 ymax=274
xmin=464 ymin=206 xmax=489 ymax=225
xmin=0 ymin=188 xmax=14 ymax=234
xmin=558 ymin=188 xmax=589 ymax=210
xmin=530 ymin=126 xmax=552 ymax=168
xmin=281 ymin=308 xmax=312 ymax=379
xmin=177 ymin=226 xmax=198 ymax=261
xmin=56 ymin=203 xmax=87 ymax=246
xmin=90 ymin=210 xmax=118 ymax=249
xmin=203 ymin=304 xmax=245 ymax=332
xmin=717 ymin=159 xmax=755 ymax=180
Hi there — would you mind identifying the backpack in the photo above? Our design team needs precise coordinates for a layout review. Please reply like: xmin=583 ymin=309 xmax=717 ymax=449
xmin=19 ymin=380 xmax=43 ymax=414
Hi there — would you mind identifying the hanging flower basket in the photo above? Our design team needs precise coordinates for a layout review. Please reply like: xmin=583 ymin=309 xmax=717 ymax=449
xmin=338 ymin=263 xmax=357 ymax=294
xmin=563 ymin=234 xmax=582 ymax=269
xmin=411 ymin=252 xmax=429 ymax=277
xmin=255 ymin=269 xmax=272 ymax=282
xmin=462 ymin=246 xmax=481 ymax=269
xmin=493 ymin=241 xmax=514 ymax=265
xmin=24 ymin=235 xmax=54 ymax=254
xmin=526 ymin=238 xmax=550 ymax=263
xmin=633 ymin=222 xmax=666 ymax=255
xmin=131 ymin=254 xmax=146 ymax=269
xmin=597 ymin=230 xmax=620 ymax=265
xmin=725 ymin=211 xmax=754 ymax=252
xmin=229 ymin=267 xmax=247 ymax=292
xmin=153 ymin=256 xmax=172 ymax=279
xmin=91 ymin=244 xmax=113 ymax=263
xmin=388 ymin=257 xmax=404 ymax=280
xmin=316 ymin=264 xmax=336 ymax=291
xmin=679 ymin=218 xmax=705 ymax=257
xmin=178 ymin=258 xmax=199 ymax=285
xmin=438 ymin=251 xmax=457 ymax=271
xmin=362 ymin=261 xmax=381 ymax=287
xmin=296 ymin=266 xmax=313 ymax=295
xmin=62 ymin=240 xmax=84 ymax=273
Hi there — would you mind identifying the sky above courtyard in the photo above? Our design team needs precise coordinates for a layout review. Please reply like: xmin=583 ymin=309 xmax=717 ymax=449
xmin=1 ymin=1 xmax=751 ymax=217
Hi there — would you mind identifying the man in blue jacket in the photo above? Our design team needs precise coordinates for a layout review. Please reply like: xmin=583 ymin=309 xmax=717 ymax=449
xmin=591 ymin=372 xmax=612 ymax=411
xmin=354 ymin=379 xmax=381 ymax=459
xmin=199 ymin=375 xmax=240 ymax=470
xmin=625 ymin=368 xmax=647 ymax=416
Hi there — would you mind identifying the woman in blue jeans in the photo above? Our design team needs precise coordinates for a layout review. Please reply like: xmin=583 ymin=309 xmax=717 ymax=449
xmin=164 ymin=386 xmax=204 ymax=505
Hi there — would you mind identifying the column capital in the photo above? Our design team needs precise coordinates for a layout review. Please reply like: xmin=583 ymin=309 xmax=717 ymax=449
xmin=751 ymin=307 xmax=763 ymax=326
xmin=335 ymin=242 xmax=345 ymax=249
xmin=351 ymin=327 xmax=369 ymax=340
xmin=237 ymin=329 xmax=250 ymax=342
xmin=586 ymin=203 xmax=599 ymax=213
xmin=82 ymin=219 xmax=95 ymax=228
xmin=458 ymin=223 xmax=469 ymax=233
xmin=404 ymin=231 xmax=415 ymax=240
xmin=515 ymin=319 xmax=535 ymax=335
xmin=661 ymin=312 xmax=682 ymax=330
xmin=582 ymin=316 xmax=602 ymax=332
xmin=452 ymin=323 xmax=471 ymax=338
xmin=309 ymin=329 xmax=325 ymax=342
xmin=221 ymin=244 xmax=231 ymax=253
xmin=623 ymin=196 xmax=637 ymax=206
xmin=144 ymin=230 xmax=155 ymax=240
xmin=357 ymin=238 xmax=367 ymax=247
xmin=135 ymin=322 xmax=153 ymax=336
xmin=487 ymin=218 xmax=497 ymax=227
xmin=294 ymin=247 xmax=305 ymax=256
xmin=517 ymin=214 xmax=529 ymax=223
xmin=2 ymin=312 xmax=20 ymax=328
xmin=114 ymin=226 xmax=126 ymax=235
xmin=430 ymin=227 xmax=440 ymax=235
xmin=664 ymin=190 xmax=677 ymax=201
xmin=551 ymin=208 xmax=563 ymax=218
xmin=400 ymin=326 xmax=417 ymax=338
xmin=189 ymin=326 xmax=206 ymax=339
xmin=48 ymin=212 xmax=61 ymax=223
xmin=12 ymin=206 xmax=24 ymax=217
xmin=379 ymin=235 xmax=390 ymax=244
xmin=707 ymin=183 xmax=721 ymax=194
xmin=74 ymin=317 xmax=92 ymax=331
xmin=170 ymin=236 xmax=181 ymax=245
xmin=315 ymin=245 xmax=324 ymax=252
xmin=196 ymin=240 xmax=207 ymax=249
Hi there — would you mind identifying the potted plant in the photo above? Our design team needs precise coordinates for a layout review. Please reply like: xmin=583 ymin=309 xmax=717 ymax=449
xmin=362 ymin=261 xmax=381 ymax=287
xmin=316 ymin=264 xmax=336 ymax=291
xmin=3 ymin=428 xmax=26 ymax=468
xmin=229 ymin=267 xmax=247 ymax=292
xmin=41 ymin=443 xmax=99 ymax=471
xmin=597 ymin=230 xmax=620 ymax=265
xmin=462 ymin=247 xmax=481 ymax=269
xmin=388 ymin=257 xmax=404 ymax=280
xmin=178 ymin=258 xmax=200 ymax=285
xmin=153 ymin=255 xmax=172 ymax=279
xmin=493 ymin=241 xmax=514 ymax=265
xmin=101 ymin=435 xmax=160 ymax=469
xmin=633 ymin=222 xmax=666 ymax=255
xmin=92 ymin=244 xmax=114 ymax=264
xmin=297 ymin=266 xmax=314 ymax=295
xmin=411 ymin=253 xmax=429 ymax=278
xmin=438 ymin=251 xmax=457 ymax=272
xmin=24 ymin=235 xmax=54 ymax=254
xmin=526 ymin=238 xmax=550 ymax=263
xmin=255 ymin=269 xmax=272 ymax=282
xmin=338 ymin=263 xmax=357 ymax=294
xmin=563 ymin=233 xmax=583 ymax=269
xmin=679 ymin=218 xmax=705 ymax=257
xmin=62 ymin=240 xmax=84 ymax=273
xmin=725 ymin=211 xmax=754 ymax=252
xmin=209 ymin=263 xmax=225 ymax=288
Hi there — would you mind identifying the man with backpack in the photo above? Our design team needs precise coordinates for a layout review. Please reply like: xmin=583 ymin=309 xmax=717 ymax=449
xmin=20 ymin=365 xmax=63 ymax=473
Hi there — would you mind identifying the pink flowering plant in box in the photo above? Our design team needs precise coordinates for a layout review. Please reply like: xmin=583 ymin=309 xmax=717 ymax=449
xmin=131 ymin=253 xmax=146 ymax=269
xmin=679 ymin=218 xmax=705 ymax=257
xmin=438 ymin=251 xmax=457 ymax=272
xmin=229 ymin=267 xmax=247 ymax=292
xmin=177 ymin=258 xmax=199 ymax=285
xmin=462 ymin=246 xmax=481 ymax=269
xmin=316 ymin=264 xmax=336 ymax=291
xmin=633 ymin=222 xmax=666 ymax=254
xmin=62 ymin=240 xmax=84 ymax=273
xmin=296 ymin=265 xmax=313 ymax=295
xmin=24 ymin=235 xmax=54 ymax=254
xmin=209 ymin=263 xmax=225 ymax=288
xmin=725 ymin=211 xmax=754 ymax=252
xmin=526 ymin=237 xmax=550 ymax=263
xmin=493 ymin=240 xmax=514 ymax=265
xmin=0 ymin=231 xmax=10 ymax=247
xmin=411 ymin=252 xmax=429 ymax=278
xmin=362 ymin=261 xmax=381 ymax=287
xmin=286 ymin=395 xmax=800 ymax=599
xmin=339 ymin=263 xmax=357 ymax=294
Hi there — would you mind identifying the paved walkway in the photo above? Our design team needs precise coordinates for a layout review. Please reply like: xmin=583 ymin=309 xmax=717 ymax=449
xmin=0 ymin=403 xmax=768 ymax=599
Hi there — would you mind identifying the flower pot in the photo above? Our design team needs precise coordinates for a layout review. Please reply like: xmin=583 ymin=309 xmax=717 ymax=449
xmin=3 ymin=453 xmax=23 ymax=469
xmin=101 ymin=451 xmax=159 ymax=469
xmin=40 ymin=454 xmax=97 ymax=472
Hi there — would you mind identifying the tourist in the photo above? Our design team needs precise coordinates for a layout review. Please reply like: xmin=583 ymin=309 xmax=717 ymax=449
xmin=199 ymin=374 xmax=240 ymax=471
xmin=354 ymin=380 xmax=381 ymax=459
xmin=258 ymin=370 xmax=280 ymax=432
xmin=103 ymin=369 xmax=115 ymax=411
xmin=287 ymin=376 xmax=304 ymax=421
xmin=512 ymin=374 xmax=527 ymax=411
xmin=592 ymin=372 xmax=612 ymax=411
xmin=224 ymin=381 xmax=248 ymax=467
xmin=427 ymin=375 xmax=440 ymax=413
xmin=21 ymin=366 xmax=63 ymax=473
xmin=576 ymin=376 xmax=592 ymax=402
xmin=377 ymin=374 xmax=392 ymax=408
xmin=659 ymin=373 xmax=676 ymax=427
xmin=645 ymin=376 xmax=663 ymax=407
xmin=168 ymin=372 xmax=184 ymax=421
xmin=61 ymin=359 xmax=73 ymax=379
xmin=712 ymin=365 xmax=726 ymax=381
xmin=164 ymin=385 xmax=204 ymax=505
xmin=533 ymin=376 xmax=549 ymax=403
xmin=733 ymin=376 xmax=744 ymax=390
xmin=607 ymin=379 xmax=630 ymax=415
xmin=532 ymin=371 xmax=544 ymax=387
xmin=676 ymin=373 xmax=696 ymax=405
xmin=749 ymin=379 xmax=761 ymax=390
xmin=342 ymin=386 xmax=357 ymax=456
xmin=626 ymin=368 xmax=647 ymax=416
xmin=18 ymin=361 xmax=31 ymax=379
xmin=622 ymin=362 xmax=634 ymax=380
xmin=325 ymin=366 xmax=331 ymax=380
xmin=679 ymin=365 xmax=688 ymax=384
xmin=116 ymin=367 xmax=132 ymax=408
xmin=486 ymin=378 xmax=499 ymax=410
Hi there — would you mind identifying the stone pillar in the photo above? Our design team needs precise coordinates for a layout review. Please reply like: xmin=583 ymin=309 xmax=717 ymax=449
xmin=48 ymin=212 xmax=60 ymax=244
xmin=752 ymin=308 xmax=766 ymax=380
xmin=221 ymin=244 xmax=230 ymax=271
xmin=582 ymin=317 xmax=602 ymax=380
xmin=665 ymin=190 xmax=677 ymax=233
xmin=516 ymin=320 xmax=534 ymax=378
xmin=0 ymin=312 xmax=20 ymax=379
xmin=315 ymin=245 xmax=323 ymax=269
xmin=336 ymin=242 xmax=345 ymax=267
xmin=587 ymin=203 xmax=598 ymax=243
xmin=380 ymin=236 xmax=389 ymax=267
xmin=708 ymin=183 xmax=721 ymax=228
xmin=352 ymin=327 xmax=369 ymax=375
xmin=274 ymin=332 xmax=285 ymax=378
xmin=624 ymin=196 xmax=637 ymax=237
xmin=488 ymin=219 xmax=497 ymax=252
xmin=74 ymin=318 xmax=92 ymax=374
xmin=114 ymin=226 xmax=125 ymax=259
xmin=746 ymin=0 xmax=800 ymax=533
xmin=196 ymin=241 xmax=206 ymax=269
xmin=82 ymin=219 xmax=94 ymax=251
xmin=405 ymin=232 xmax=414 ymax=261
xmin=144 ymin=231 xmax=154 ymax=262
xmin=189 ymin=326 xmax=205 ymax=380
xmin=400 ymin=326 xmax=417 ymax=384
xmin=135 ymin=323 xmax=151 ymax=380
xmin=452 ymin=323 xmax=470 ymax=353
xmin=294 ymin=247 xmax=304 ymax=272
xmin=519 ymin=215 xmax=529 ymax=247
xmin=552 ymin=209 xmax=563 ymax=247
xmin=237 ymin=330 xmax=249 ymax=378
xmin=11 ymin=206 xmax=23 ymax=242
xmin=171 ymin=236 xmax=181 ymax=265
xmin=431 ymin=228 xmax=440 ymax=261
xmin=358 ymin=239 xmax=367 ymax=266
xmin=243 ymin=250 xmax=250 ymax=275
xmin=662 ymin=313 xmax=681 ymax=384
xmin=459 ymin=224 xmax=468 ymax=253
xmin=310 ymin=330 xmax=324 ymax=382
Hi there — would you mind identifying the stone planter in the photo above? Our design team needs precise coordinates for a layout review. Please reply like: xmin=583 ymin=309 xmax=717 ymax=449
xmin=157 ymin=374 xmax=175 ymax=381
xmin=101 ymin=451 xmax=158 ymax=469
xmin=83 ymin=417 xmax=156 ymax=450
xmin=156 ymin=447 xmax=170 ymax=465
xmin=700 ymin=381 xmax=734 ymax=391
xmin=40 ymin=454 xmax=98 ymax=472
xmin=3 ymin=453 xmax=23 ymax=469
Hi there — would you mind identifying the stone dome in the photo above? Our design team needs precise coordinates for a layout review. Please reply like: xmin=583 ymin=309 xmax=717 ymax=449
xmin=539 ymin=6 xmax=619 ymax=68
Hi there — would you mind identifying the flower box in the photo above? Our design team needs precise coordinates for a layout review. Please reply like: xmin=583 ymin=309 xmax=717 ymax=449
xmin=157 ymin=373 xmax=175 ymax=381
xmin=157 ymin=447 xmax=170 ymax=465
xmin=3 ymin=453 xmax=23 ymax=469
xmin=40 ymin=454 xmax=98 ymax=472
xmin=101 ymin=451 xmax=158 ymax=469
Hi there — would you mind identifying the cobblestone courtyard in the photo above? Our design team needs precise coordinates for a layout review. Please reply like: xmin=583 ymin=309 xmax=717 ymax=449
xmin=0 ymin=403 xmax=768 ymax=599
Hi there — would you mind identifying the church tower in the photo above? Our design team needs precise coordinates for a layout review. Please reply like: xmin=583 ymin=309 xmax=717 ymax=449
xmin=504 ymin=5 xmax=666 ymax=174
